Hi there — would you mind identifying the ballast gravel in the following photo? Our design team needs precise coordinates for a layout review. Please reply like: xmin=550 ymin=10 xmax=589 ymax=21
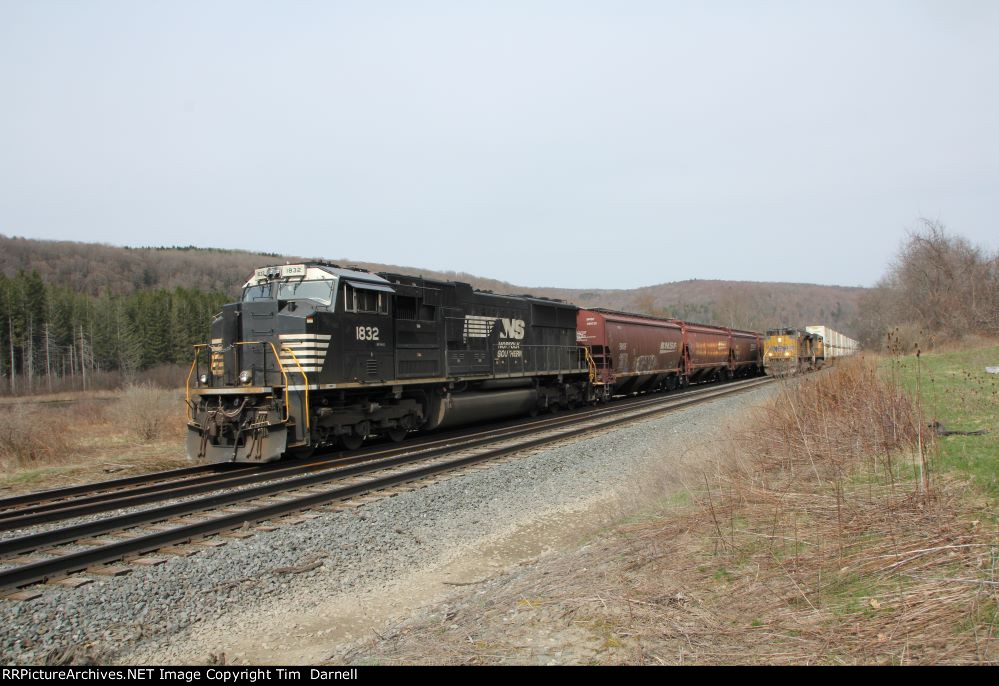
xmin=1 ymin=384 xmax=776 ymax=664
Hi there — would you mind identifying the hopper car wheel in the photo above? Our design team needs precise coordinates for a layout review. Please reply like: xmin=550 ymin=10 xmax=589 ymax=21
xmin=386 ymin=428 xmax=407 ymax=443
xmin=340 ymin=434 xmax=365 ymax=451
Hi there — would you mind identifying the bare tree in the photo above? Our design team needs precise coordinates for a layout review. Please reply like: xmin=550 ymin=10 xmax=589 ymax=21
xmin=857 ymin=219 xmax=999 ymax=347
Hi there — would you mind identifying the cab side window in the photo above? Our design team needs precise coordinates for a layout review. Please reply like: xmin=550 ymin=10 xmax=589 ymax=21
xmin=344 ymin=284 xmax=388 ymax=314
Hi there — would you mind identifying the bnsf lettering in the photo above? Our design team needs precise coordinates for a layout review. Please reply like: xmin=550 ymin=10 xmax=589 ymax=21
xmin=356 ymin=326 xmax=380 ymax=341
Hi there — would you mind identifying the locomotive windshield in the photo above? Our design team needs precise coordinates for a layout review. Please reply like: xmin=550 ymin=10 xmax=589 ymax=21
xmin=242 ymin=278 xmax=337 ymax=306
xmin=277 ymin=279 xmax=335 ymax=305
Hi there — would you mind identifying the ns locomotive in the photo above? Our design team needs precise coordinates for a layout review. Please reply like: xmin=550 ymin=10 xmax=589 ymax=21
xmin=186 ymin=262 xmax=767 ymax=463
xmin=187 ymin=263 xmax=591 ymax=463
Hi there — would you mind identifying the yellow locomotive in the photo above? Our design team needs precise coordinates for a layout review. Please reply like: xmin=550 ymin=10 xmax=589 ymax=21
xmin=763 ymin=328 xmax=824 ymax=375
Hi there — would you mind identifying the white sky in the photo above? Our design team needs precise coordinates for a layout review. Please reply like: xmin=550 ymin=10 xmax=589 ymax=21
xmin=1 ymin=1 xmax=997 ymax=288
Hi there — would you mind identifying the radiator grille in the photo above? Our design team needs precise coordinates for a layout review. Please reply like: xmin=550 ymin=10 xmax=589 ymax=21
xmin=399 ymin=359 xmax=438 ymax=376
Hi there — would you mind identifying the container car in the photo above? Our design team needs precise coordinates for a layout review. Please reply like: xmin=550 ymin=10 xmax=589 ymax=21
xmin=805 ymin=325 xmax=859 ymax=359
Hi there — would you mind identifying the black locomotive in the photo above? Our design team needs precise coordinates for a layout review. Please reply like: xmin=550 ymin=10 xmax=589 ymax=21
xmin=187 ymin=263 xmax=592 ymax=463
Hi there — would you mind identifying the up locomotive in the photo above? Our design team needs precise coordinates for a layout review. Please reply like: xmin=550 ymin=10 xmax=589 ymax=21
xmin=762 ymin=327 xmax=824 ymax=375
xmin=186 ymin=263 xmax=591 ymax=463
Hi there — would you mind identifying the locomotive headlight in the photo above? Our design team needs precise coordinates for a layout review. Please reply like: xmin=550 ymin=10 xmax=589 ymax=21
xmin=199 ymin=374 xmax=209 ymax=385
xmin=239 ymin=370 xmax=253 ymax=385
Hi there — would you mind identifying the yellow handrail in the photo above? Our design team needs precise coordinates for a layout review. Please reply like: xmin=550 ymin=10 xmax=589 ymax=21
xmin=280 ymin=345 xmax=310 ymax=430
xmin=581 ymin=346 xmax=598 ymax=384
xmin=186 ymin=340 xmax=293 ymax=424
xmin=185 ymin=344 xmax=210 ymax=421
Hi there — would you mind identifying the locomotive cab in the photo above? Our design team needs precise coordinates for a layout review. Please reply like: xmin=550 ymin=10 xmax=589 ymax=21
xmin=186 ymin=263 xmax=403 ymax=462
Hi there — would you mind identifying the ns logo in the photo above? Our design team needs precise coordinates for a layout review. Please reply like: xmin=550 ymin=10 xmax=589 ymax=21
xmin=463 ymin=315 xmax=525 ymax=340
xmin=499 ymin=318 xmax=525 ymax=340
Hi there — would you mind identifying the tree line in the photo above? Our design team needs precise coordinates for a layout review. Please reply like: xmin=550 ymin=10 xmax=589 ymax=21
xmin=855 ymin=220 xmax=999 ymax=349
xmin=0 ymin=270 xmax=228 ymax=394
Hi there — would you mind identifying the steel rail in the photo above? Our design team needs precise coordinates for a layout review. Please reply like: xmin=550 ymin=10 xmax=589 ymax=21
xmin=0 ymin=377 xmax=770 ymax=552
xmin=0 ymin=377 xmax=772 ymax=590
xmin=0 ymin=378 xmax=760 ymax=527
xmin=0 ymin=380 xmax=691 ymax=514
xmin=0 ymin=463 xmax=247 ymax=510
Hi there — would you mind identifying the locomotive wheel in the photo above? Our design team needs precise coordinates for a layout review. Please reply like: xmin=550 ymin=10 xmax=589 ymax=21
xmin=386 ymin=428 xmax=407 ymax=443
xmin=339 ymin=434 xmax=364 ymax=451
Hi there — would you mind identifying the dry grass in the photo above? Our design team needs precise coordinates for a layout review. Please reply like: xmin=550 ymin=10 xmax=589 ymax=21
xmin=589 ymin=360 xmax=995 ymax=663
xmin=0 ymin=405 xmax=76 ymax=469
xmin=0 ymin=387 xmax=189 ymax=490
xmin=349 ymin=358 xmax=998 ymax=664
xmin=112 ymin=384 xmax=187 ymax=442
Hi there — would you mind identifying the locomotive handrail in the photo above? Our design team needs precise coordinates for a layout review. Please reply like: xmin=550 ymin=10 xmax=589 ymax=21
xmin=582 ymin=346 xmax=598 ymax=384
xmin=185 ymin=345 xmax=209 ymax=421
xmin=186 ymin=340 xmax=293 ymax=424
xmin=445 ymin=343 xmax=588 ymax=378
xmin=279 ymin=345 xmax=310 ymax=430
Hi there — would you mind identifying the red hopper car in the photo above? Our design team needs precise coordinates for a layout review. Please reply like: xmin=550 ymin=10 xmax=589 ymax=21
xmin=577 ymin=309 xmax=763 ymax=399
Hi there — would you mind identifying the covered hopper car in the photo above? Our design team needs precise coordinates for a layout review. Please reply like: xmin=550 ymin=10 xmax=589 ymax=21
xmin=575 ymin=310 xmax=763 ymax=397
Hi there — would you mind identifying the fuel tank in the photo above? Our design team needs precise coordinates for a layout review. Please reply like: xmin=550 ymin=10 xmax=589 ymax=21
xmin=423 ymin=389 xmax=539 ymax=431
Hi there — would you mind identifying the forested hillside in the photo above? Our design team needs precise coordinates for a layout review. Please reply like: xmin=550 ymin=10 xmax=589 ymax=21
xmin=0 ymin=269 xmax=227 ymax=394
xmin=0 ymin=235 xmax=866 ymax=394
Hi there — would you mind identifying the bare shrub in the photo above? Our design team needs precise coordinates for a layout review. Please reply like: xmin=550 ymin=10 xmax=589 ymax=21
xmin=0 ymin=406 xmax=74 ymax=468
xmin=748 ymin=356 xmax=924 ymax=480
xmin=111 ymin=385 xmax=186 ymax=443
xmin=66 ymin=398 xmax=110 ymax=426
xmin=137 ymin=364 xmax=191 ymax=389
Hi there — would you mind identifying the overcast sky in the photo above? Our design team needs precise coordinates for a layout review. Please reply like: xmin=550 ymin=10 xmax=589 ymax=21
xmin=1 ymin=1 xmax=997 ymax=289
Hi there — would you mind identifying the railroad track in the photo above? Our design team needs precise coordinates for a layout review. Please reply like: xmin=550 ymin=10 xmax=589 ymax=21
xmin=0 ymin=384 xmax=707 ymax=520
xmin=0 ymin=376 xmax=773 ymax=595
xmin=0 ymin=378 xmax=759 ymax=527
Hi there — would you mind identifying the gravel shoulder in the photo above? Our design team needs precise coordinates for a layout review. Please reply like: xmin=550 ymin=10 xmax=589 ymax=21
xmin=1 ymin=384 xmax=774 ymax=665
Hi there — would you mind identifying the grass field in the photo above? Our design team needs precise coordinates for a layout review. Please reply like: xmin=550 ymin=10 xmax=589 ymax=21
xmin=0 ymin=386 xmax=189 ymax=492
xmin=889 ymin=342 xmax=999 ymax=499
